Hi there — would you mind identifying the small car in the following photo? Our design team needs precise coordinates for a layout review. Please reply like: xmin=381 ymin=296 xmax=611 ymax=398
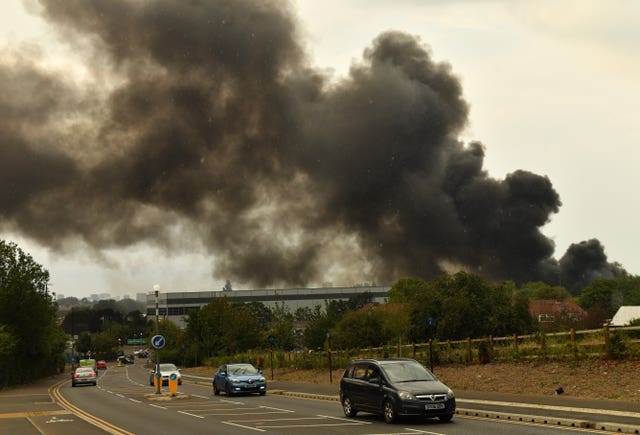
xmin=117 ymin=355 xmax=134 ymax=365
xmin=340 ymin=358 xmax=455 ymax=423
xmin=213 ymin=363 xmax=266 ymax=396
xmin=96 ymin=360 xmax=107 ymax=369
xmin=149 ymin=363 xmax=182 ymax=386
xmin=72 ymin=367 xmax=97 ymax=387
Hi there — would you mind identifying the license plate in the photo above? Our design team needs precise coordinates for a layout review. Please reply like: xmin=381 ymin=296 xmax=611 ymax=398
xmin=425 ymin=403 xmax=445 ymax=410
xmin=245 ymin=384 xmax=256 ymax=388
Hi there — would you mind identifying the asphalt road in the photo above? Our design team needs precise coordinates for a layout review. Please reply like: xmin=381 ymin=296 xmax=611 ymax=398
xmin=2 ymin=360 xmax=640 ymax=434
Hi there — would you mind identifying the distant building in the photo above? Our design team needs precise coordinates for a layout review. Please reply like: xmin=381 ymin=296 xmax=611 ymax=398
xmin=529 ymin=299 xmax=587 ymax=330
xmin=610 ymin=306 xmax=640 ymax=326
xmin=136 ymin=293 xmax=147 ymax=303
xmin=146 ymin=285 xmax=390 ymax=328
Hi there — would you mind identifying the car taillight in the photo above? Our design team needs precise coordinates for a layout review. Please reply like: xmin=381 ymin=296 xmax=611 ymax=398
xmin=74 ymin=374 xmax=80 ymax=378
xmin=89 ymin=373 xmax=96 ymax=377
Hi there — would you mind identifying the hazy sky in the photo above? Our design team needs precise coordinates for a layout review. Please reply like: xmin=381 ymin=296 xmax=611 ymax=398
xmin=1 ymin=0 xmax=638 ymax=298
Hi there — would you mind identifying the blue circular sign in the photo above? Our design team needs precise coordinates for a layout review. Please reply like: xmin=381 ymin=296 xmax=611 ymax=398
xmin=151 ymin=334 xmax=166 ymax=349
xmin=170 ymin=373 xmax=177 ymax=381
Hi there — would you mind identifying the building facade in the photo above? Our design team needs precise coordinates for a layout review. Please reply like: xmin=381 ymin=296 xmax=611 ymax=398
xmin=146 ymin=285 xmax=390 ymax=328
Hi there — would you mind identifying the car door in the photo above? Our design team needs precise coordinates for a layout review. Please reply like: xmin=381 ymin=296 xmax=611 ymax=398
xmin=348 ymin=363 xmax=373 ymax=411
xmin=215 ymin=365 xmax=227 ymax=390
xmin=360 ymin=365 xmax=385 ymax=412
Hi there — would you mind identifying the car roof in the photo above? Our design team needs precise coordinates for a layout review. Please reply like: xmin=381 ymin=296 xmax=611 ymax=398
xmin=346 ymin=358 xmax=417 ymax=365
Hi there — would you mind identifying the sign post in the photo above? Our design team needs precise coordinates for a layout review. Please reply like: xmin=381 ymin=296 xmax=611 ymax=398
xmin=427 ymin=317 xmax=435 ymax=373
xmin=327 ymin=332 xmax=332 ymax=384
xmin=151 ymin=333 xmax=165 ymax=393
xmin=268 ymin=335 xmax=275 ymax=381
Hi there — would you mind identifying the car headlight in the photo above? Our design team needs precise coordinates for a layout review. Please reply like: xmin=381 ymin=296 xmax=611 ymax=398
xmin=230 ymin=378 xmax=240 ymax=383
xmin=397 ymin=390 xmax=416 ymax=400
xmin=258 ymin=377 xmax=266 ymax=382
xmin=446 ymin=388 xmax=455 ymax=399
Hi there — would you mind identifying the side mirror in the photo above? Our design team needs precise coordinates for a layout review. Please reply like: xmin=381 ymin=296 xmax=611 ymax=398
xmin=369 ymin=377 xmax=381 ymax=384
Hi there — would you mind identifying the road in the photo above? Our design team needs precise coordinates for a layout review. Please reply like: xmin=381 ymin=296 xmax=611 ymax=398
xmin=3 ymin=359 xmax=639 ymax=434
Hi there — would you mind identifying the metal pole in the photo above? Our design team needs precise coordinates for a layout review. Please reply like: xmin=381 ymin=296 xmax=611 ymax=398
xmin=327 ymin=332 xmax=332 ymax=384
xmin=154 ymin=287 xmax=161 ymax=394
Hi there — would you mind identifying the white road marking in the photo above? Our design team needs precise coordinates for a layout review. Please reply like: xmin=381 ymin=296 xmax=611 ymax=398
xmin=178 ymin=411 xmax=205 ymax=419
xmin=221 ymin=420 xmax=266 ymax=432
xmin=149 ymin=404 xmax=167 ymax=410
xmin=129 ymin=398 xmax=142 ymax=403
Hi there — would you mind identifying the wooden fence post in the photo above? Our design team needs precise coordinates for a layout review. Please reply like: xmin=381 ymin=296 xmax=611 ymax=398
xmin=466 ymin=337 xmax=472 ymax=363
xmin=412 ymin=342 xmax=416 ymax=358
xmin=571 ymin=328 xmax=577 ymax=360
xmin=513 ymin=333 xmax=518 ymax=352
xmin=604 ymin=324 xmax=610 ymax=358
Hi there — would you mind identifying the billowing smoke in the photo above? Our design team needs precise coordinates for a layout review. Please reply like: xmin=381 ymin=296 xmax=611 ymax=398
xmin=0 ymin=0 xmax=625 ymax=290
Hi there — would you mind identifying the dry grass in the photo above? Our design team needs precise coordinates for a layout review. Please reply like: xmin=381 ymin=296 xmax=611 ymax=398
xmin=190 ymin=360 xmax=640 ymax=402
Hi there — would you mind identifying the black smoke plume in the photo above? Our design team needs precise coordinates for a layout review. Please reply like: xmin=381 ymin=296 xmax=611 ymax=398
xmin=0 ymin=0 xmax=625 ymax=290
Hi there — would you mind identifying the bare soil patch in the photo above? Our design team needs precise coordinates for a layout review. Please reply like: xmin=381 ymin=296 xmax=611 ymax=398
xmin=190 ymin=360 xmax=640 ymax=402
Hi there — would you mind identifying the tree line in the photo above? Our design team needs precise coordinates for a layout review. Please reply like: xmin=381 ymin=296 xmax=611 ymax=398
xmin=3 ymin=238 xmax=640 ymax=387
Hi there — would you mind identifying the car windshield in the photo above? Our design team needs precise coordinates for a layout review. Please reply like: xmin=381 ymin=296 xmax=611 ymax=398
xmin=228 ymin=364 xmax=259 ymax=375
xmin=159 ymin=364 xmax=177 ymax=371
xmin=380 ymin=361 xmax=436 ymax=383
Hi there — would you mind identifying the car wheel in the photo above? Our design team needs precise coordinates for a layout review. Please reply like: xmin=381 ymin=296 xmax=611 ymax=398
xmin=150 ymin=377 xmax=154 ymax=386
xmin=383 ymin=399 xmax=396 ymax=424
xmin=213 ymin=383 xmax=220 ymax=395
xmin=93 ymin=382 xmax=97 ymax=386
xmin=178 ymin=380 xmax=182 ymax=386
xmin=438 ymin=413 xmax=454 ymax=422
xmin=259 ymin=391 xmax=266 ymax=396
xmin=72 ymin=383 xmax=76 ymax=387
xmin=225 ymin=384 xmax=233 ymax=396
xmin=342 ymin=396 xmax=357 ymax=417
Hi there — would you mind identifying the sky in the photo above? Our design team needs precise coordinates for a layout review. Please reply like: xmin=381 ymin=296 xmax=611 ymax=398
xmin=1 ymin=0 xmax=638 ymax=299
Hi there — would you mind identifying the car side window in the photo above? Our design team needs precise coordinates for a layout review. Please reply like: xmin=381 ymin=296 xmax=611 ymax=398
xmin=219 ymin=365 xmax=227 ymax=374
xmin=353 ymin=364 xmax=368 ymax=380
xmin=367 ymin=366 xmax=380 ymax=381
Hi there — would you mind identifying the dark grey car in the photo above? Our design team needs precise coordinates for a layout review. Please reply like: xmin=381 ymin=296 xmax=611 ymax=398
xmin=339 ymin=358 xmax=455 ymax=423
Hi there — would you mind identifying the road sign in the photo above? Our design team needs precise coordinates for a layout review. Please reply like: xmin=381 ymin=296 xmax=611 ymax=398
xmin=268 ymin=335 xmax=275 ymax=345
xmin=151 ymin=335 xmax=166 ymax=349
xmin=169 ymin=373 xmax=178 ymax=396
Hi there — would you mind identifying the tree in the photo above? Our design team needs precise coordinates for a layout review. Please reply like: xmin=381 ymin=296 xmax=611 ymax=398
xmin=0 ymin=240 xmax=66 ymax=385
xmin=519 ymin=281 xmax=571 ymax=301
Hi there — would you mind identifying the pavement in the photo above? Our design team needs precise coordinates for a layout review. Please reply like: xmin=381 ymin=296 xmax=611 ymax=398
xmin=3 ymin=370 xmax=640 ymax=434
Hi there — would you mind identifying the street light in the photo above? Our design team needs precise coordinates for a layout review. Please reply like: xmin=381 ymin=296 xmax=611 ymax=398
xmin=154 ymin=284 xmax=161 ymax=394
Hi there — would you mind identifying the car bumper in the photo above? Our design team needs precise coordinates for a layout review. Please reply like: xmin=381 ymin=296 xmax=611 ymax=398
xmin=396 ymin=398 xmax=456 ymax=417
xmin=72 ymin=379 xmax=96 ymax=385
xmin=229 ymin=383 xmax=267 ymax=393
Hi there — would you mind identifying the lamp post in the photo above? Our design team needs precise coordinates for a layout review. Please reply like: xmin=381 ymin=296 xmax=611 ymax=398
xmin=154 ymin=284 xmax=161 ymax=394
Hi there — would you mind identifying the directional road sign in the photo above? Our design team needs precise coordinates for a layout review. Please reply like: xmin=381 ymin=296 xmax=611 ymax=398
xmin=151 ymin=334 xmax=166 ymax=349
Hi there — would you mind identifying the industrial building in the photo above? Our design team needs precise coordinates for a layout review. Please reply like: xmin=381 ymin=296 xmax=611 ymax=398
xmin=146 ymin=285 xmax=390 ymax=328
